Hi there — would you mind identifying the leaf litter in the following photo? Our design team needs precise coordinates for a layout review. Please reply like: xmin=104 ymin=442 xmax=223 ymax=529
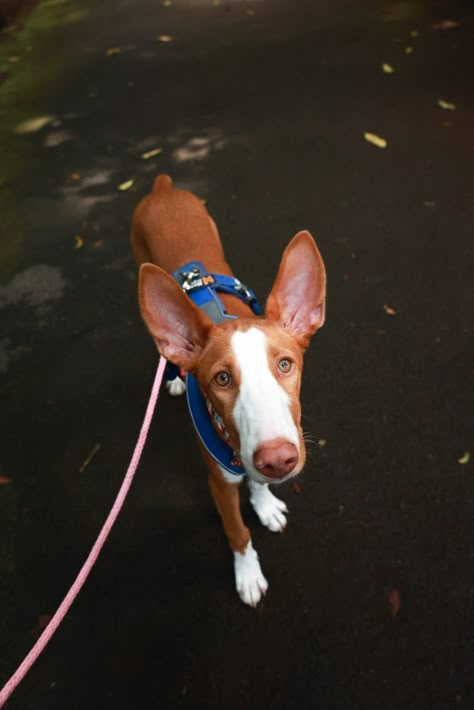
xmin=364 ymin=132 xmax=387 ymax=149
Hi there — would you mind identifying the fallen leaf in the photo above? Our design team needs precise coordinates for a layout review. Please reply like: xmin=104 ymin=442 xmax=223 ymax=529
xmin=8 ymin=56 xmax=20 ymax=62
xmin=292 ymin=481 xmax=302 ymax=494
xmin=384 ymin=304 xmax=396 ymax=316
xmin=423 ymin=200 xmax=436 ymax=208
xmin=382 ymin=63 xmax=394 ymax=74
xmin=163 ymin=0 xmax=172 ymax=5
xmin=157 ymin=34 xmax=174 ymax=43
xmin=212 ymin=0 xmax=221 ymax=5
xmin=388 ymin=589 xmax=401 ymax=618
xmin=431 ymin=19 xmax=459 ymax=31
xmin=457 ymin=451 xmax=470 ymax=465
xmin=318 ymin=439 xmax=327 ymax=448
xmin=405 ymin=46 xmax=414 ymax=54
xmin=410 ymin=30 xmax=419 ymax=38
xmin=364 ymin=132 xmax=387 ymax=149
xmin=141 ymin=147 xmax=162 ymax=160
xmin=34 ymin=615 xmax=52 ymax=633
xmin=79 ymin=443 xmax=101 ymax=473
xmin=0 ymin=475 xmax=11 ymax=485
xmin=118 ymin=179 xmax=134 ymax=191
xmin=15 ymin=115 xmax=55 ymax=134
xmin=71 ymin=172 xmax=81 ymax=181
xmin=74 ymin=235 xmax=84 ymax=249
xmin=438 ymin=99 xmax=456 ymax=110
xmin=106 ymin=47 xmax=121 ymax=56
xmin=246 ymin=8 xmax=255 ymax=15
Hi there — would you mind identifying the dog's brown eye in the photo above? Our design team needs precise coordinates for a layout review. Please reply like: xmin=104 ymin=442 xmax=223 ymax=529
xmin=215 ymin=371 xmax=231 ymax=387
xmin=278 ymin=358 xmax=292 ymax=374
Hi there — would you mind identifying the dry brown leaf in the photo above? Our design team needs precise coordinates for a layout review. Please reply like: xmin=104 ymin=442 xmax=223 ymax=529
xmin=364 ymin=132 xmax=387 ymax=149
xmin=431 ymin=19 xmax=459 ymax=31
xmin=292 ymin=481 xmax=302 ymax=495
xmin=384 ymin=304 xmax=397 ymax=316
xmin=0 ymin=475 xmax=11 ymax=485
xmin=388 ymin=589 xmax=401 ymax=618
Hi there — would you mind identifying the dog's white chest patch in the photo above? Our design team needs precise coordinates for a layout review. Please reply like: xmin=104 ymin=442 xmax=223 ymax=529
xmin=230 ymin=327 xmax=298 ymax=475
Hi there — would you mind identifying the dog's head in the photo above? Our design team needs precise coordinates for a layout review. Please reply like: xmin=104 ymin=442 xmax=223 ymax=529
xmin=139 ymin=231 xmax=326 ymax=483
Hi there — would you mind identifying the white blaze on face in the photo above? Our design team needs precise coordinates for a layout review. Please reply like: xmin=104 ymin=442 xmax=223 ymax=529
xmin=231 ymin=327 xmax=299 ymax=478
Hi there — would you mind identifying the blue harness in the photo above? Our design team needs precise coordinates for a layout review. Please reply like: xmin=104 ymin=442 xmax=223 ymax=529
xmin=166 ymin=261 xmax=263 ymax=476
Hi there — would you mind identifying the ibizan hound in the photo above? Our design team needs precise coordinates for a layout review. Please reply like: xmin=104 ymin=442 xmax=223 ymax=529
xmin=131 ymin=175 xmax=326 ymax=606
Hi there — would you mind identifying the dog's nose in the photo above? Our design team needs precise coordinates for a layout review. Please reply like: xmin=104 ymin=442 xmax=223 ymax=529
xmin=253 ymin=439 xmax=298 ymax=479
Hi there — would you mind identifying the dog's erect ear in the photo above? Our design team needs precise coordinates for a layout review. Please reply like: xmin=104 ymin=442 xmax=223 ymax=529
xmin=139 ymin=264 xmax=215 ymax=371
xmin=265 ymin=231 xmax=326 ymax=348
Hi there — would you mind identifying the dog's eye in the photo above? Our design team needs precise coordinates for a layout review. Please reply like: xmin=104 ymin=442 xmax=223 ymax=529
xmin=215 ymin=371 xmax=231 ymax=387
xmin=278 ymin=358 xmax=292 ymax=374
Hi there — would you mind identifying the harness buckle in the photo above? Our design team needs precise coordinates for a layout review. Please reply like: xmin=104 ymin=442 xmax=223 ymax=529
xmin=181 ymin=267 xmax=201 ymax=292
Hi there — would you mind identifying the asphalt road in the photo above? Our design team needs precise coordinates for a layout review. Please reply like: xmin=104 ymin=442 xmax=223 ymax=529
xmin=1 ymin=1 xmax=473 ymax=708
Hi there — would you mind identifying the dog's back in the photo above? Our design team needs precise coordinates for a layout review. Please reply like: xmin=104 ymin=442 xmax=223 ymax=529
xmin=130 ymin=174 xmax=230 ymax=275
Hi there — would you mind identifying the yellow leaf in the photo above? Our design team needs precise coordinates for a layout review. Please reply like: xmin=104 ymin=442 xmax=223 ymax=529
xmin=15 ymin=115 xmax=55 ymax=134
xmin=438 ymin=99 xmax=456 ymax=110
xmin=74 ymin=235 xmax=84 ymax=249
xmin=458 ymin=452 xmax=470 ymax=465
xmin=364 ymin=132 xmax=387 ymax=149
xmin=106 ymin=47 xmax=121 ymax=56
xmin=118 ymin=179 xmax=134 ymax=191
xmin=382 ymin=63 xmax=394 ymax=74
xmin=405 ymin=46 xmax=414 ymax=54
xmin=318 ymin=439 xmax=327 ymax=448
xmin=141 ymin=147 xmax=162 ymax=160
xmin=410 ymin=30 xmax=419 ymax=38
xmin=157 ymin=34 xmax=174 ymax=43
xmin=384 ymin=304 xmax=397 ymax=316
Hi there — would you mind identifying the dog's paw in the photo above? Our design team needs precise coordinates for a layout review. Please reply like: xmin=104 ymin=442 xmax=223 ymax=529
xmin=166 ymin=376 xmax=186 ymax=397
xmin=248 ymin=480 xmax=288 ymax=532
xmin=234 ymin=541 xmax=268 ymax=607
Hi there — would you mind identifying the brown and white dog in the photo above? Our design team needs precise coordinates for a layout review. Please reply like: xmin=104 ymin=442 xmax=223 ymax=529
xmin=131 ymin=175 xmax=326 ymax=606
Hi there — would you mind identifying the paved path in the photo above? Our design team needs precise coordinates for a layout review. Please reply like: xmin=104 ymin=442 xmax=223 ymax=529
xmin=1 ymin=1 xmax=473 ymax=708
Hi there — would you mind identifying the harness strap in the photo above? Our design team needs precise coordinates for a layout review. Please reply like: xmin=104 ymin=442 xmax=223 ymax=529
xmin=169 ymin=260 xmax=263 ymax=476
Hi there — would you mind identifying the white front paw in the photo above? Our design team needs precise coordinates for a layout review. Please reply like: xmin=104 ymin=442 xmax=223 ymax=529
xmin=234 ymin=541 xmax=268 ymax=607
xmin=248 ymin=480 xmax=288 ymax=532
xmin=166 ymin=376 xmax=186 ymax=397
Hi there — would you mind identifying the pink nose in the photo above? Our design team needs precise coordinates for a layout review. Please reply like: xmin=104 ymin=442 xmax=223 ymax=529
xmin=253 ymin=439 xmax=298 ymax=479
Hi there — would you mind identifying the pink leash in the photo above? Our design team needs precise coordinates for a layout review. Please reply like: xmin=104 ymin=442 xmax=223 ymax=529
xmin=0 ymin=357 xmax=167 ymax=708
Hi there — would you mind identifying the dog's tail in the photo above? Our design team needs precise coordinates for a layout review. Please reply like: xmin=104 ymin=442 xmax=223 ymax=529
xmin=153 ymin=174 xmax=173 ymax=192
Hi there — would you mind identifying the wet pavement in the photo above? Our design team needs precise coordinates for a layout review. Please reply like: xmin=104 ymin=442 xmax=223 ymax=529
xmin=1 ymin=0 xmax=473 ymax=708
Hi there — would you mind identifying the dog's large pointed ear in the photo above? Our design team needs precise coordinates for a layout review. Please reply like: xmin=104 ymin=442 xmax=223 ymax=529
xmin=265 ymin=231 xmax=326 ymax=348
xmin=139 ymin=264 xmax=215 ymax=371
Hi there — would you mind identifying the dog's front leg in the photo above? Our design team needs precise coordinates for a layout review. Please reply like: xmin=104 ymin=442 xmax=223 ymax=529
xmin=204 ymin=452 xmax=268 ymax=607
